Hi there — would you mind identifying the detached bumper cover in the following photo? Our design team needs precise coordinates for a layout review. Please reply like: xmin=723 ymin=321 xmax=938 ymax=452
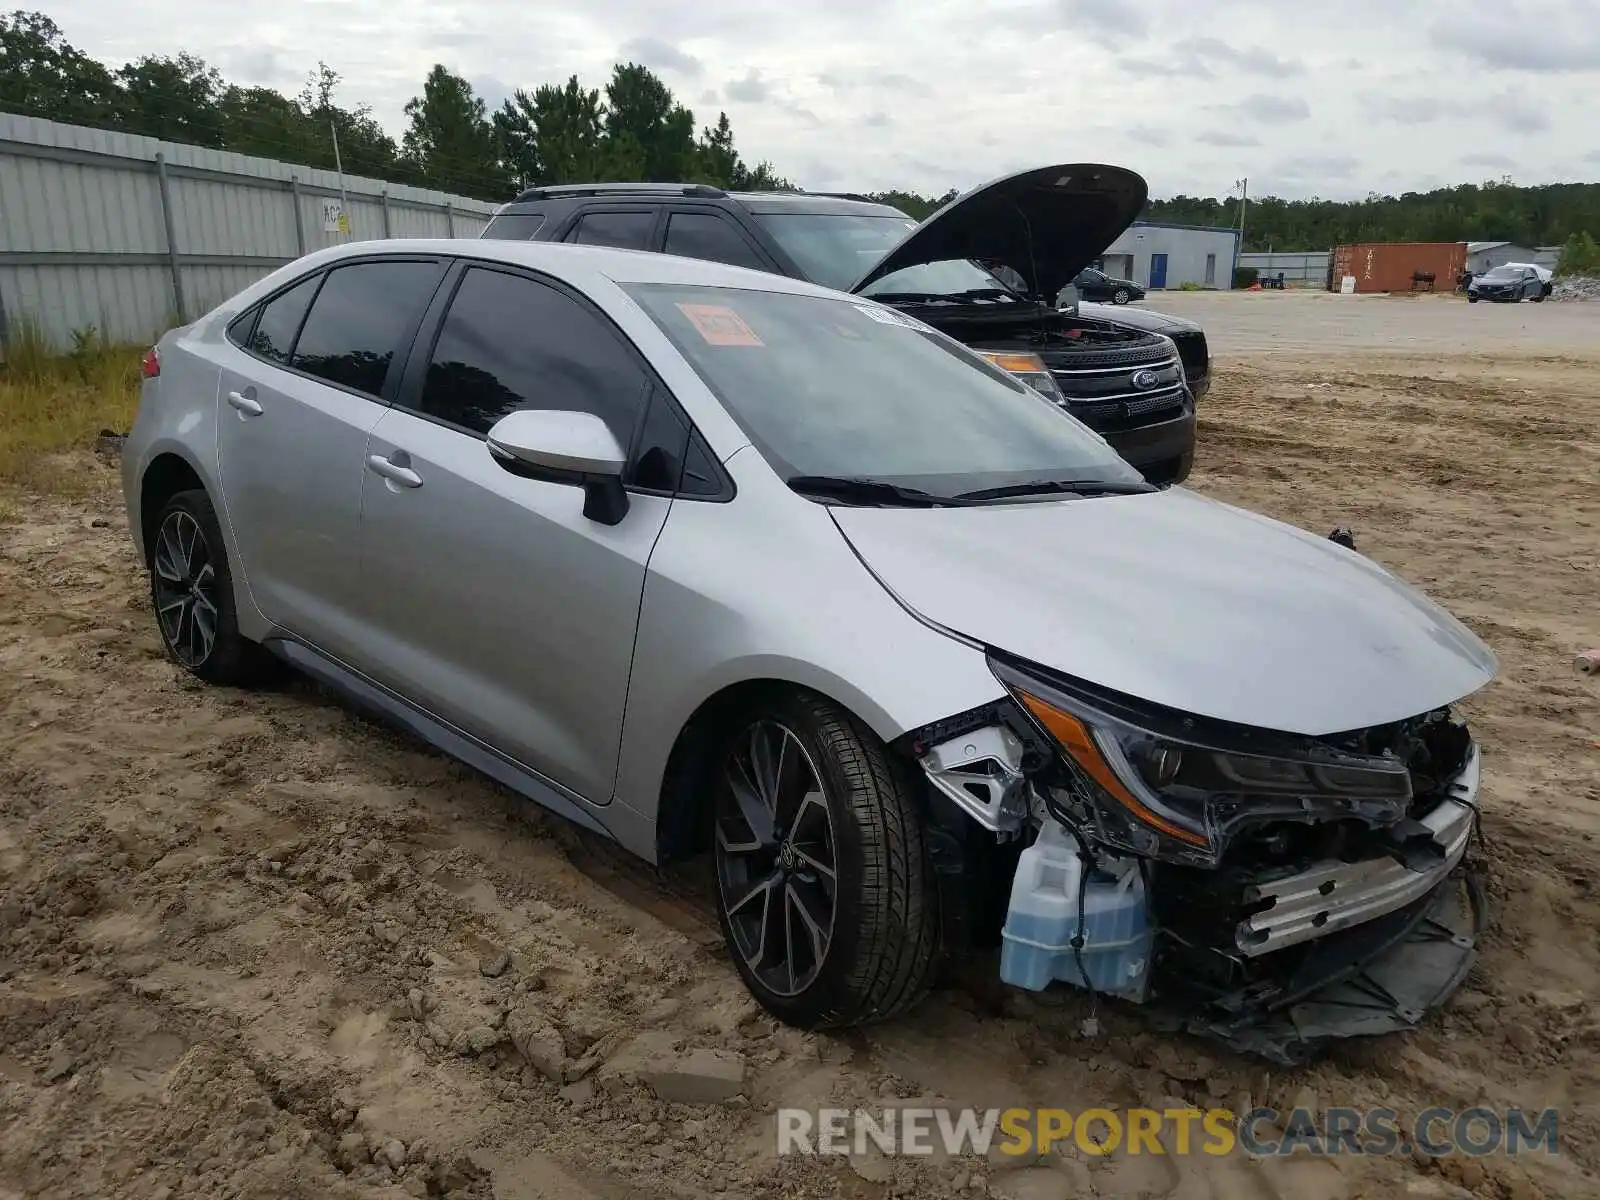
xmin=1237 ymin=746 xmax=1480 ymax=955
xmin=1162 ymin=867 xmax=1484 ymax=1064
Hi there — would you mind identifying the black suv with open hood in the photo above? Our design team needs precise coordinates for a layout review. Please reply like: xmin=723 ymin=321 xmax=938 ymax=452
xmin=480 ymin=164 xmax=1208 ymax=486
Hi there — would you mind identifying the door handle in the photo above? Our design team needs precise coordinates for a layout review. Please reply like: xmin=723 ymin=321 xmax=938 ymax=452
xmin=366 ymin=453 xmax=424 ymax=489
xmin=226 ymin=390 xmax=263 ymax=416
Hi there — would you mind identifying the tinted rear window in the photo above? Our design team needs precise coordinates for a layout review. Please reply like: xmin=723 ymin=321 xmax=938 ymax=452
xmin=567 ymin=210 xmax=656 ymax=250
xmin=292 ymin=261 xmax=444 ymax=397
xmin=247 ymin=275 xmax=320 ymax=364
xmin=482 ymin=212 xmax=547 ymax=240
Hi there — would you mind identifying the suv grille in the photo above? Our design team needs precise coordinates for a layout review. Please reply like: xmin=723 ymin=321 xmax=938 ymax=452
xmin=1044 ymin=353 xmax=1188 ymax=431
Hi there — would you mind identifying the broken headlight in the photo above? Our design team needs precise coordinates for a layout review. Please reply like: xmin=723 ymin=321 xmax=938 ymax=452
xmin=991 ymin=659 xmax=1412 ymax=868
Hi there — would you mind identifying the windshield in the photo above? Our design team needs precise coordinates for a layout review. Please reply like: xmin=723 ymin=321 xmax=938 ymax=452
xmin=751 ymin=211 xmax=1020 ymax=301
xmin=623 ymin=283 xmax=1140 ymax=498
xmin=1480 ymin=266 xmax=1522 ymax=281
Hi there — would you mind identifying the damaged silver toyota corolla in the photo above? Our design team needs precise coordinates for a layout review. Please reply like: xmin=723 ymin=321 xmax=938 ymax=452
xmin=123 ymin=227 xmax=1495 ymax=1064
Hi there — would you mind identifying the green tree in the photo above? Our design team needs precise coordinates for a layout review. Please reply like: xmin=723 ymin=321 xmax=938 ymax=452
xmin=1556 ymin=231 xmax=1600 ymax=277
xmin=299 ymin=63 xmax=399 ymax=180
xmin=603 ymin=62 xmax=696 ymax=180
xmin=0 ymin=10 xmax=120 ymax=124
xmin=694 ymin=111 xmax=740 ymax=187
xmin=493 ymin=76 xmax=611 ymax=187
xmin=401 ymin=64 xmax=509 ymax=199
xmin=114 ymin=53 xmax=225 ymax=145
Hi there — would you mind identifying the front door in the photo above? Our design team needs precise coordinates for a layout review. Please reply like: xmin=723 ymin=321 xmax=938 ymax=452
xmin=1149 ymin=253 xmax=1169 ymax=289
xmin=356 ymin=264 xmax=671 ymax=805
xmin=214 ymin=258 xmax=445 ymax=656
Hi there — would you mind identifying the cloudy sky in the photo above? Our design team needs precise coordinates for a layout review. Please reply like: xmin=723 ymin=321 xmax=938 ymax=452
xmin=51 ymin=0 xmax=1600 ymax=200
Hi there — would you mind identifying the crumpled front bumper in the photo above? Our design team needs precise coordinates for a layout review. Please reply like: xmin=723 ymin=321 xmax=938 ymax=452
xmin=1160 ymin=865 xmax=1484 ymax=1064
xmin=1237 ymin=746 xmax=1480 ymax=956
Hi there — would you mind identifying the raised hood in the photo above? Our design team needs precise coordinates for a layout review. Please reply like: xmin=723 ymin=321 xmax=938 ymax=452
xmin=850 ymin=163 xmax=1147 ymax=299
xmin=831 ymin=489 xmax=1497 ymax=737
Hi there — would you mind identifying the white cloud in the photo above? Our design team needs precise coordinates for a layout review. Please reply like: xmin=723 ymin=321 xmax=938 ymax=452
xmin=39 ymin=0 xmax=1599 ymax=200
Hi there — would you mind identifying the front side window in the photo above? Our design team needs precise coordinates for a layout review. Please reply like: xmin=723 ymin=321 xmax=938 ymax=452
xmin=663 ymin=212 xmax=768 ymax=270
xmin=292 ymin=261 xmax=444 ymax=397
xmin=624 ymin=283 xmax=1139 ymax=498
xmin=246 ymin=275 xmax=320 ymax=364
xmin=567 ymin=210 xmax=656 ymax=250
xmin=416 ymin=267 xmax=650 ymax=442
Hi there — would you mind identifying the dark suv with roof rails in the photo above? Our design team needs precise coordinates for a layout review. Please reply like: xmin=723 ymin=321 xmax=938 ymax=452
xmin=480 ymin=167 xmax=1209 ymax=485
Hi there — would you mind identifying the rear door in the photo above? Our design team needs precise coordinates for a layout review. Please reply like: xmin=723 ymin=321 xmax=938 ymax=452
xmin=214 ymin=257 xmax=445 ymax=657
xmin=356 ymin=263 xmax=676 ymax=804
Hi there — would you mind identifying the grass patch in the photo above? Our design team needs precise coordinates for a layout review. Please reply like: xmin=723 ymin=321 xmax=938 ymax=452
xmin=0 ymin=319 xmax=142 ymax=500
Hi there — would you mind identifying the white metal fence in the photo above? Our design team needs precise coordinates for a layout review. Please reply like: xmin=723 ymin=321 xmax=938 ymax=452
xmin=0 ymin=113 xmax=498 ymax=354
xmin=1239 ymin=250 xmax=1331 ymax=284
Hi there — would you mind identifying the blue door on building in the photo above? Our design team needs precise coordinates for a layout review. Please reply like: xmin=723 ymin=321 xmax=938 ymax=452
xmin=1149 ymin=253 xmax=1169 ymax=289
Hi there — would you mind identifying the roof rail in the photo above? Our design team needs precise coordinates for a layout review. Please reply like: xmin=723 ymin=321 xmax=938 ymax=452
xmin=509 ymin=182 xmax=728 ymax=203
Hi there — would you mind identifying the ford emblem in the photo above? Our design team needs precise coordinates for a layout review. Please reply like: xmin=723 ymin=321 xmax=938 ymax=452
xmin=1131 ymin=369 xmax=1159 ymax=390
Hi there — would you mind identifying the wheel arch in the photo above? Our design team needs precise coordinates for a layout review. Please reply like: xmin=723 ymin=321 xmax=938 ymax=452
xmin=137 ymin=451 xmax=208 ymax=567
xmin=652 ymin=674 xmax=907 ymax=865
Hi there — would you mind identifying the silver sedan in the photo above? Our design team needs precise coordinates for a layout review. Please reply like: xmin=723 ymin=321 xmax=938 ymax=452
xmin=123 ymin=239 xmax=1496 ymax=1051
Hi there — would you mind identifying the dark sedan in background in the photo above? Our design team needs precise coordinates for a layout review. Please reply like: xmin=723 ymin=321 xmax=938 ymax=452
xmin=1069 ymin=266 xmax=1145 ymax=304
xmin=1467 ymin=264 xmax=1547 ymax=303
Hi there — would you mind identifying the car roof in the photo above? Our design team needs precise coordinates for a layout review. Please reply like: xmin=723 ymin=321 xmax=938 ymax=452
xmin=276 ymin=237 xmax=850 ymax=299
xmin=500 ymin=183 xmax=908 ymax=220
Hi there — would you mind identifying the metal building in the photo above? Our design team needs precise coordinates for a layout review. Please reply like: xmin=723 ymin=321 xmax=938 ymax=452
xmin=1095 ymin=221 xmax=1241 ymax=290
xmin=1465 ymin=241 xmax=1542 ymax=274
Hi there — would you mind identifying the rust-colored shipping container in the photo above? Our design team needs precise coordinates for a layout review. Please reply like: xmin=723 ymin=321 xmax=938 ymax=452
xmin=1330 ymin=242 xmax=1467 ymax=293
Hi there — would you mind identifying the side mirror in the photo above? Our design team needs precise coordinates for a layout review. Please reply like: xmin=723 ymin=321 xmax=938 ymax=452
xmin=486 ymin=409 xmax=630 ymax=525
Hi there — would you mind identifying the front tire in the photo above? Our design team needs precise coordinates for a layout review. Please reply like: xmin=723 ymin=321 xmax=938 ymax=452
xmin=1113 ymin=287 xmax=1132 ymax=304
xmin=149 ymin=489 xmax=275 ymax=685
xmin=710 ymin=691 xmax=939 ymax=1029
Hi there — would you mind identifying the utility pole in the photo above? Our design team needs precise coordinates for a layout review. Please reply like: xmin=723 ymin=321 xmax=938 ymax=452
xmin=1236 ymin=176 xmax=1249 ymax=252
xmin=330 ymin=119 xmax=351 ymax=240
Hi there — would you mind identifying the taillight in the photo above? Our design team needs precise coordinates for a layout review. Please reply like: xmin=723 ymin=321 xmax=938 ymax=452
xmin=141 ymin=347 xmax=160 ymax=379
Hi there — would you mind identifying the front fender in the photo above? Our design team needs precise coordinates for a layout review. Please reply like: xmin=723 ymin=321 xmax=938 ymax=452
xmin=612 ymin=460 xmax=1006 ymax=861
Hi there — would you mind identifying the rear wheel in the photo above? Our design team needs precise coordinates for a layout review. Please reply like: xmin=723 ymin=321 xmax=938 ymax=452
xmin=711 ymin=691 xmax=939 ymax=1029
xmin=149 ymin=489 xmax=275 ymax=685
xmin=1113 ymin=287 xmax=1132 ymax=304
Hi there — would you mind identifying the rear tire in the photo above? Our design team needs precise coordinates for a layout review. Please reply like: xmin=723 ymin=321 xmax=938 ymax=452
xmin=148 ymin=489 xmax=276 ymax=686
xmin=710 ymin=690 xmax=939 ymax=1029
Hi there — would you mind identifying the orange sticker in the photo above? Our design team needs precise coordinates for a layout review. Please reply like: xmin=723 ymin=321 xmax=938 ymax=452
xmin=677 ymin=303 xmax=765 ymax=347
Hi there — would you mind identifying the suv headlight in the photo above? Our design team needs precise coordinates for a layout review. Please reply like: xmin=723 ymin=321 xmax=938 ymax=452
xmin=976 ymin=351 xmax=1066 ymax=405
xmin=990 ymin=658 xmax=1413 ymax=866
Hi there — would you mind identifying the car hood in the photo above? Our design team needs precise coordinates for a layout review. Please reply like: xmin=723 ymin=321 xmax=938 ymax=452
xmin=850 ymin=163 xmax=1147 ymax=300
xmin=831 ymin=489 xmax=1496 ymax=737
xmin=1077 ymin=302 xmax=1199 ymax=334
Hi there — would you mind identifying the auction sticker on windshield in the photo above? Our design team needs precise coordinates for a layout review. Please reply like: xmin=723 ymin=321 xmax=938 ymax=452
xmin=677 ymin=303 xmax=765 ymax=347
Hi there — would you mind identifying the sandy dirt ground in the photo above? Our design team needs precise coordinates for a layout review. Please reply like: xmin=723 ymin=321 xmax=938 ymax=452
xmin=3 ymin=292 xmax=1599 ymax=1200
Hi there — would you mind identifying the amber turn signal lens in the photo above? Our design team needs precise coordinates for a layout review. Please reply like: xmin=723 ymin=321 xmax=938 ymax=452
xmin=1015 ymin=691 xmax=1209 ymax=847
xmin=978 ymin=351 xmax=1048 ymax=375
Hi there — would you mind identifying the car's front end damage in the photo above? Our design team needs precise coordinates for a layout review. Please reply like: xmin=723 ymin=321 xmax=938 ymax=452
xmin=899 ymin=652 xmax=1487 ymax=1064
